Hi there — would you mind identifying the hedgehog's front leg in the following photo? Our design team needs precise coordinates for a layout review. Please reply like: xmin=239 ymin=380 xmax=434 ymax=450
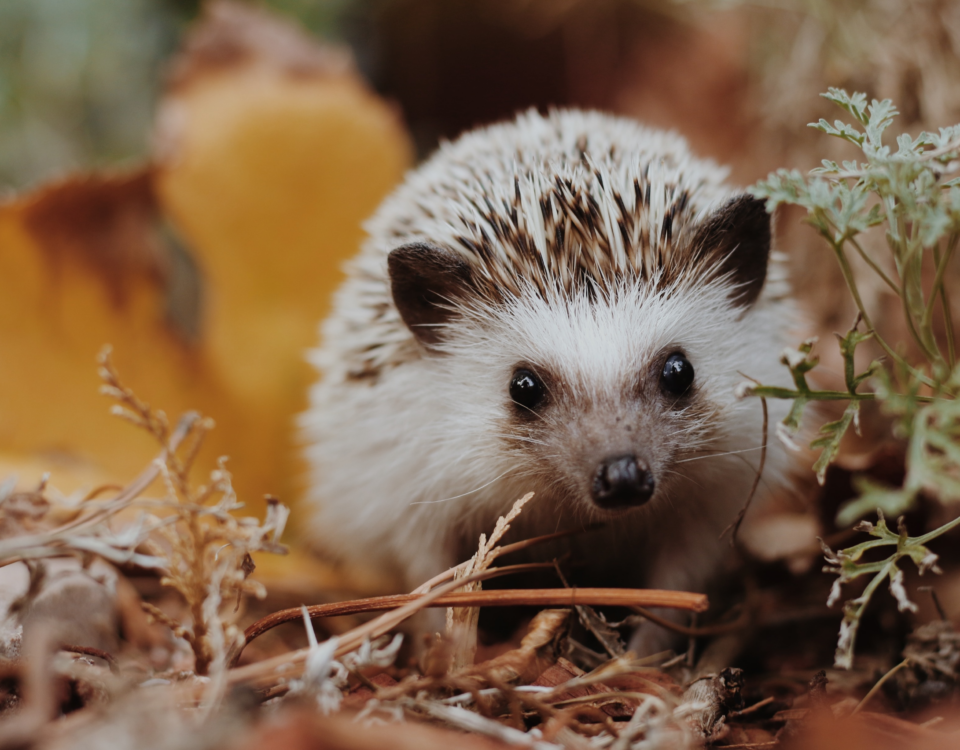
xmin=627 ymin=508 xmax=730 ymax=656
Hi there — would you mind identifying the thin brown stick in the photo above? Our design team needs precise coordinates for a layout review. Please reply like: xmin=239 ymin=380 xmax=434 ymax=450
xmin=853 ymin=658 xmax=910 ymax=714
xmin=721 ymin=391 xmax=768 ymax=545
xmin=631 ymin=605 xmax=748 ymax=638
xmin=240 ymin=584 xmax=706 ymax=664
xmin=231 ymin=580 xmax=708 ymax=673
xmin=729 ymin=695 xmax=774 ymax=718
xmin=227 ymin=566 xmax=514 ymax=684
xmin=261 ymin=588 xmax=706 ymax=637
xmin=60 ymin=645 xmax=120 ymax=674
xmin=237 ymin=561 xmax=555 ymax=663
xmin=411 ymin=526 xmax=600 ymax=595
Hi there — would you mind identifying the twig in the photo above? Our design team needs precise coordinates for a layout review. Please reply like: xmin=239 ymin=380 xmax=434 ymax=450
xmin=60 ymin=645 xmax=120 ymax=675
xmin=226 ymin=566 xmax=514 ymax=686
xmin=411 ymin=525 xmax=600 ymax=595
xmin=853 ymin=658 xmax=910 ymax=714
xmin=721 ymin=388 xmax=768 ymax=546
xmin=234 ymin=584 xmax=709 ymax=667
xmin=80 ymin=484 xmax=125 ymax=502
xmin=729 ymin=696 xmax=774 ymax=718
xmin=236 ymin=582 xmax=708 ymax=667
xmin=239 ymin=561 xmax=554 ymax=656
xmin=918 ymin=586 xmax=949 ymax=621
xmin=630 ymin=606 xmax=748 ymax=638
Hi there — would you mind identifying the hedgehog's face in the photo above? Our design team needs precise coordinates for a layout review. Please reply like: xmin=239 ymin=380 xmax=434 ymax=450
xmin=505 ymin=352 xmax=693 ymax=511
xmin=386 ymin=194 xmax=772 ymax=518
xmin=462 ymin=279 xmax=745 ymax=519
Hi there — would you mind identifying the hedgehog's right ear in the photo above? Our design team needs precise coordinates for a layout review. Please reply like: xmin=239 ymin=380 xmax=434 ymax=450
xmin=388 ymin=242 xmax=474 ymax=347
xmin=690 ymin=195 xmax=772 ymax=309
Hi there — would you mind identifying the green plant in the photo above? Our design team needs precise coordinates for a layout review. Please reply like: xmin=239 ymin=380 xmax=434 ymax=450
xmin=747 ymin=88 xmax=960 ymax=668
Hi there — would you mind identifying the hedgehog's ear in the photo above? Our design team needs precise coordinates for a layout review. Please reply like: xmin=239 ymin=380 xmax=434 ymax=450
xmin=388 ymin=242 xmax=474 ymax=347
xmin=690 ymin=195 xmax=772 ymax=308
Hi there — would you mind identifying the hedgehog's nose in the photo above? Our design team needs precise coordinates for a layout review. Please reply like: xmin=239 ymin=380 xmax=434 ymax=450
xmin=591 ymin=455 xmax=655 ymax=509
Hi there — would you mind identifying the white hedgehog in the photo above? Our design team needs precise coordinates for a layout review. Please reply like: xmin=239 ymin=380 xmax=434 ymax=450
xmin=303 ymin=109 xmax=797 ymax=650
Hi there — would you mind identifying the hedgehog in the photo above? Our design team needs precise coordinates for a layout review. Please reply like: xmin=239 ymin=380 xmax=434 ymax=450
xmin=302 ymin=109 xmax=798 ymax=651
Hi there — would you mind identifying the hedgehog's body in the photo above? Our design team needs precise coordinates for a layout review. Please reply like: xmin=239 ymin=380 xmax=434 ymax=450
xmin=303 ymin=110 xmax=797 ymax=649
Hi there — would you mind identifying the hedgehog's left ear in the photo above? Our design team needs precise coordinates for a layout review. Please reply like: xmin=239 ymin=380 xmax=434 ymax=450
xmin=690 ymin=195 xmax=771 ymax=308
xmin=388 ymin=241 xmax=475 ymax=347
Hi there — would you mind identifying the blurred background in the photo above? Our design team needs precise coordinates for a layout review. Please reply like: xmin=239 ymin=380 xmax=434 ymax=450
xmin=4 ymin=0 xmax=959 ymax=189
xmin=0 ymin=0 xmax=958 ymax=536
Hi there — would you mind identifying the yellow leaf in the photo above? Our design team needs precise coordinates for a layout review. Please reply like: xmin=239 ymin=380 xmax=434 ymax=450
xmin=154 ymin=2 xmax=412 ymax=511
xmin=0 ymin=170 xmax=228 ymax=494
xmin=0 ymin=3 xmax=412 ymax=524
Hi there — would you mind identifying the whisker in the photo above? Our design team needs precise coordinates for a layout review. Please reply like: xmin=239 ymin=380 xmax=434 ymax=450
xmin=491 ymin=433 xmax=550 ymax=447
xmin=659 ymin=468 xmax=706 ymax=491
xmin=674 ymin=445 xmax=766 ymax=464
xmin=411 ymin=466 xmax=515 ymax=505
xmin=512 ymin=401 xmax=553 ymax=426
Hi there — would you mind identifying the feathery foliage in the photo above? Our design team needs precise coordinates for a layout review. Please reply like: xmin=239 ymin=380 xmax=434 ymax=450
xmin=747 ymin=88 xmax=960 ymax=668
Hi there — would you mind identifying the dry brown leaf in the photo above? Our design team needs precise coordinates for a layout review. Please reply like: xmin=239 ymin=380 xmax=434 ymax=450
xmin=782 ymin=710 xmax=958 ymax=750
xmin=466 ymin=608 xmax=570 ymax=685
xmin=235 ymin=708 xmax=513 ymax=750
xmin=739 ymin=512 xmax=821 ymax=575
xmin=531 ymin=656 xmax=641 ymax=720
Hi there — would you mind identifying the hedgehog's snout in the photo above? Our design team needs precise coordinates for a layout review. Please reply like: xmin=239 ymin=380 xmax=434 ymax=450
xmin=590 ymin=454 xmax=655 ymax=510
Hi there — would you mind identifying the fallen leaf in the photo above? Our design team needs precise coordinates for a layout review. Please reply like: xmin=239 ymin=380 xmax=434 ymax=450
xmin=0 ymin=1 xmax=412 ymax=525
xmin=0 ymin=170 xmax=228 ymax=494
xmin=467 ymin=608 xmax=571 ymax=685
xmin=154 ymin=0 xmax=412 ymax=513
xmin=739 ymin=512 xmax=821 ymax=574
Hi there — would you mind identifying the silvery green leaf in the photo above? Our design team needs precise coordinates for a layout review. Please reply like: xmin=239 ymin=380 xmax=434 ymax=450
xmin=749 ymin=169 xmax=807 ymax=211
xmin=812 ymin=159 xmax=841 ymax=175
xmin=865 ymin=99 xmax=899 ymax=147
xmin=822 ymin=88 xmax=869 ymax=123
xmin=811 ymin=402 xmax=860 ymax=485
xmin=932 ymin=125 xmax=960 ymax=149
xmin=836 ymin=477 xmax=916 ymax=527
xmin=810 ymin=119 xmax=865 ymax=146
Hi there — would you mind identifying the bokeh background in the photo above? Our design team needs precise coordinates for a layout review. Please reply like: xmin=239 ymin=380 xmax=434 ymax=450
xmin=0 ymin=0 xmax=958 ymax=545
xmin=5 ymin=0 xmax=960 ymax=189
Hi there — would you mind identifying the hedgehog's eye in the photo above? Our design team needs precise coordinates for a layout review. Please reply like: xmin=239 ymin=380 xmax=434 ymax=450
xmin=510 ymin=368 xmax=546 ymax=411
xmin=661 ymin=353 xmax=694 ymax=397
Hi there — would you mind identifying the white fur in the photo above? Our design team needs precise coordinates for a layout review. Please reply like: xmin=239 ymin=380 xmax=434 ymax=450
xmin=302 ymin=110 xmax=798 ymax=647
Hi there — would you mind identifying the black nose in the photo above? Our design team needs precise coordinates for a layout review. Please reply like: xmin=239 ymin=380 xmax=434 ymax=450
xmin=591 ymin=455 xmax=655 ymax=509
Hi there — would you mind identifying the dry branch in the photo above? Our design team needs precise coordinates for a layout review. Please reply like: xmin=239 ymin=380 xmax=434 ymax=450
xmin=241 ymin=586 xmax=708 ymax=658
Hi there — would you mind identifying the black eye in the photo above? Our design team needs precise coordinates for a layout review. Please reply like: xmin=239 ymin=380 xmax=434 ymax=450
xmin=510 ymin=368 xmax=546 ymax=411
xmin=661 ymin=353 xmax=694 ymax=397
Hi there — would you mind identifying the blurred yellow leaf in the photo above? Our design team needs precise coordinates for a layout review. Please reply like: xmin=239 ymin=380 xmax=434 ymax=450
xmin=154 ymin=2 xmax=412 ymax=513
xmin=0 ymin=170 xmax=226 ymax=493
xmin=0 ymin=1 xmax=412 ymax=525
